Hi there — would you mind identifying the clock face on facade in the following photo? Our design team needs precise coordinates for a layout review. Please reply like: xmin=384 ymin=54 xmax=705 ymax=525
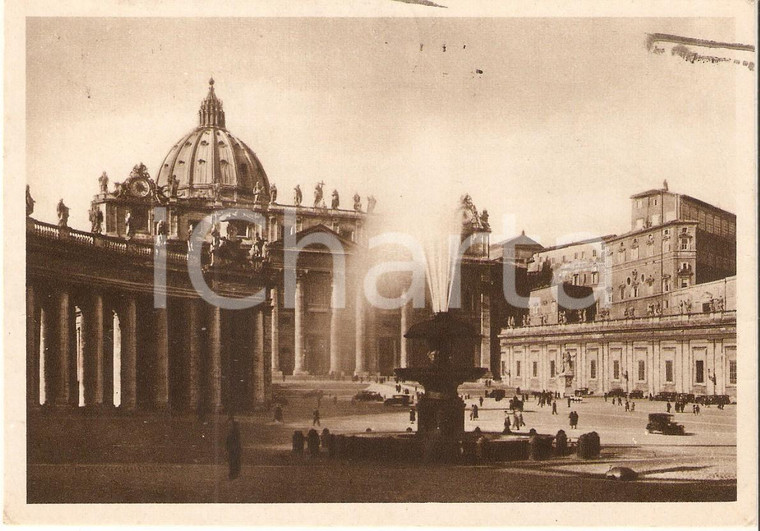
xmin=128 ymin=178 xmax=151 ymax=198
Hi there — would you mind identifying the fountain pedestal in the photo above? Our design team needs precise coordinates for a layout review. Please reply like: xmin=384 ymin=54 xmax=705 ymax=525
xmin=395 ymin=312 xmax=486 ymax=460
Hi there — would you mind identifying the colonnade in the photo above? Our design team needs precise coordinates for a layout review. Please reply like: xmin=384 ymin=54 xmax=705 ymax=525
xmin=26 ymin=283 xmax=271 ymax=412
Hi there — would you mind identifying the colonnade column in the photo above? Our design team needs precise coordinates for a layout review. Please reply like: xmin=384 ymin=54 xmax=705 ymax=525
xmin=252 ymin=308 xmax=265 ymax=405
xmin=84 ymin=292 xmax=104 ymax=407
xmin=329 ymin=273 xmax=342 ymax=375
xmin=293 ymin=275 xmax=307 ymax=376
xmin=399 ymin=300 xmax=409 ymax=368
xmin=121 ymin=296 xmax=137 ymax=409
xmin=154 ymin=306 xmax=169 ymax=408
xmin=354 ymin=290 xmax=366 ymax=375
xmin=53 ymin=289 xmax=72 ymax=406
xmin=187 ymin=299 xmax=201 ymax=410
xmin=26 ymin=285 xmax=39 ymax=407
xmin=480 ymin=289 xmax=491 ymax=372
xmin=208 ymin=305 xmax=223 ymax=410
xmin=270 ymin=287 xmax=282 ymax=377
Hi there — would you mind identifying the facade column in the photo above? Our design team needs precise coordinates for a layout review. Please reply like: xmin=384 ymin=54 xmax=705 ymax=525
xmin=84 ymin=292 xmax=104 ymax=406
xmin=121 ymin=296 xmax=137 ymax=409
xmin=270 ymin=287 xmax=282 ymax=377
xmin=187 ymin=299 xmax=201 ymax=410
xmin=154 ymin=306 xmax=169 ymax=408
xmin=329 ymin=273 xmax=342 ymax=375
xmin=293 ymin=275 xmax=308 ymax=375
xmin=208 ymin=305 xmax=223 ymax=410
xmin=39 ymin=305 xmax=48 ymax=405
xmin=480 ymin=288 xmax=491 ymax=372
xmin=53 ymin=289 xmax=72 ymax=406
xmin=399 ymin=301 xmax=409 ymax=368
xmin=26 ymin=284 xmax=40 ymax=407
xmin=354 ymin=290 xmax=366 ymax=375
xmin=252 ymin=308 xmax=266 ymax=405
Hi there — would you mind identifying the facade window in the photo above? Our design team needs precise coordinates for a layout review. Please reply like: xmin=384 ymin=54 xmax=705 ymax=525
xmin=515 ymin=361 xmax=521 ymax=377
xmin=590 ymin=360 xmax=597 ymax=379
xmin=550 ymin=360 xmax=556 ymax=378
xmin=680 ymin=278 xmax=689 ymax=289
xmin=532 ymin=361 xmax=538 ymax=378
xmin=638 ymin=360 xmax=646 ymax=381
xmin=665 ymin=360 xmax=673 ymax=383
xmin=619 ymin=286 xmax=625 ymax=300
xmin=613 ymin=360 xmax=620 ymax=380
xmin=592 ymin=249 xmax=598 ymax=257
xmin=695 ymin=360 xmax=704 ymax=384
xmin=633 ymin=286 xmax=639 ymax=297
xmin=663 ymin=278 xmax=671 ymax=292
xmin=636 ymin=199 xmax=642 ymax=208
xmin=729 ymin=360 xmax=737 ymax=385
xmin=680 ymin=239 xmax=689 ymax=250
xmin=591 ymin=272 xmax=598 ymax=284
xmin=653 ymin=198 xmax=658 ymax=206
xmin=501 ymin=361 xmax=506 ymax=375
xmin=663 ymin=241 xmax=671 ymax=253
xmin=574 ymin=252 xmax=578 ymax=260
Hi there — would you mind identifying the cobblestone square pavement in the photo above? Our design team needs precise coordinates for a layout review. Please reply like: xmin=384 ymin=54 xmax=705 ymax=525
xmin=27 ymin=380 xmax=736 ymax=503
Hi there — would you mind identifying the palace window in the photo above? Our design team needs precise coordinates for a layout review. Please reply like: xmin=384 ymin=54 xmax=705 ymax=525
xmin=665 ymin=360 xmax=674 ymax=383
xmin=633 ymin=286 xmax=639 ymax=297
xmin=591 ymin=272 xmax=598 ymax=284
xmin=550 ymin=361 xmax=556 ymax=378
xmin=680 ymin=278 xmax=689 ymax=289
xmin=729 ymin=360 xmax=737 ymax=385
xmin=613 ymin=360 xmax=620 ymax=380
xmin=638 ymin=360 xmax=646 ymax=381
xmin=532 ymin=361 xmax=538 ymax=378
xmin=515 ymin=361 xmax=521 ymax=377
xmin=695 ymin=360 xmax=705 ymax=384
xmin=590 ymin=360 xmax=597 ymax=379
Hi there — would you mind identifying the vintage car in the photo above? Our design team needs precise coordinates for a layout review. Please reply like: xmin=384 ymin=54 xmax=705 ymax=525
xmin=384 ymin=394 xmax=412 ymax=406
xmin=646 ymin=413 xmax=685 ymax=435
xmin=487 ymin=389 xmax=506 ymax=400
xmin=607 ymin=388 xmax=627 ymax=397
xmin=352 ymin=390 xmax=384 ymax=403
xmin=629 ymin=390 xmax=645 ymax=399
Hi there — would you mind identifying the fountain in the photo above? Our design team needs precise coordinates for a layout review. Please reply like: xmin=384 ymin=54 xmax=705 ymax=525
xmin=396 ymin=312 xmax=487 ymax=459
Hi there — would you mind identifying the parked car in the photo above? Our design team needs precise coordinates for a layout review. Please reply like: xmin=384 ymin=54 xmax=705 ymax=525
xmin=629 ymin=390 xmax=644 ymax=399
xmin=654 ymin=391 xmax=677 ymax=402
xmin=384 ymin=394 xmax=411 ymax=406
xmin=608 ymin=388 xmax=627 ymax=397
xmin=646 ymin=413 xmax=685 ymax=435
xmin=695 ymin=394 xmax=731 ymax=406
xmin=487 ymin=389 xmax=506 ymax=400
xmin=352 ymin=391 xmax=384 ymax=403
xmin=574 ymin=388 xmax=590 ymax=396
xmin=676 ymin=393 xmax=695 ymax=403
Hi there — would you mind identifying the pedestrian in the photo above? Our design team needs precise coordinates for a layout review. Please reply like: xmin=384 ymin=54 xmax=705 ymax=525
xmin=226 ymin=418 xmax=242 ymax=480
xmin=567 ymin=396 xmax=571 ymax=408
xmin=631 ymin=401 xmax=635 ymax=412
xmin=568 ymin=411 xmax=575 ymax=429
xmin=695 ymin=404 xmax=701 ymax=415
xmin=552 ymin=401 xmax=558 ymax=415
xmin=473 ymin=404 xmax=479 ymax=419
xmin=517 ymin=412 xmax=524 ymax=429
xmin=512 ymin=411 xmax=520 ymax=431
xmin=479 ymin=396 xmax=484 ymax=407
xmin=692 ymin=404 xmax=697 ymax=415
xmin=312 ymin=408 xmax=321 ymax=426
xmin=604 ymin=392 xmax=608 ymax=402
xmin=625 ymin=400 xmax=630 ymax=412
xmin=666 ymin=401 xmax=672 ymax=413
xmin=503 ymin=414 xmax=511 ymax=434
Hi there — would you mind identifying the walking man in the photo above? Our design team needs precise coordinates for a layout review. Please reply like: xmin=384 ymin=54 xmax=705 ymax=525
xmin=552 ymin=401 xmax=558 ymax=415
xmin=312 ymin=409 xmax=321 ymax=426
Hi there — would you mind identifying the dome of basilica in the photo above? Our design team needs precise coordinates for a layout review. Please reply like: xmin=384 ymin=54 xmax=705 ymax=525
xmin=156 ymin=79 xmax=270 ymax=202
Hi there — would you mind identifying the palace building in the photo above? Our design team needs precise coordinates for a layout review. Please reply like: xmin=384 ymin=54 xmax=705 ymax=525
xmin=499 ymin=184 xmax=737 ymax=398
xmin=25 ymin=80 xmax=497 ymax=414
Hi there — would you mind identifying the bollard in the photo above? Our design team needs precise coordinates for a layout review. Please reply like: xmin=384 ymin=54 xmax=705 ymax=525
xmin=292 ymin=430 xmax=305 ymax=455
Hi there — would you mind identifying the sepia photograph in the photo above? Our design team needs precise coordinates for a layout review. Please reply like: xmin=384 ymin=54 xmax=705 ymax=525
xmin=4 ymin=1 xmax=758 ymax=527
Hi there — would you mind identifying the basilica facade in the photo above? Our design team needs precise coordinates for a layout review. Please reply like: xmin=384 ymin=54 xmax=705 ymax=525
xmin=26 ymin=80 xmax=496 ymax=414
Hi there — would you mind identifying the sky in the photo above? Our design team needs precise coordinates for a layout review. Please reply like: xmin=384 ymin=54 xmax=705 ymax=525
xmin=26 ymin=17 xmax=742 ymax=246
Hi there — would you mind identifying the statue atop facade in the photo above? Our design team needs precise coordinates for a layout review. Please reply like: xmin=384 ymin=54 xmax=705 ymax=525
xmin=367 ymin=195 xmax=377 ymax=213
xmin=562 ymin=350 xmax=574 ymax=373
xmin=98 ymin=171 xmax=109 ymax=194
xmin=294 ymin=185 xmax=303 ymax=206
xmin=155 ymin=219 xmax=168 ymax=245
xmin=124 ymin=212 xmax=134 ymax=240
xmin=26 ymin=185 xmax=35 ymax=216
xmin=314 ymin=181 xmax=325 ymax=208
xmin=253 ymin=181 xmax=263 ymax=203
xmin=56 ymin=199 xmax=69 ymax=228
xmin=480 ymin=209 xmax=490 ymax=230
xmin=270 ymin=182 xmax=278 ymax=204
xmin=167 ymin=175 xmax=179 ymax=198
xmin=210 ymin=225 xmax=222 ymax=265
xmin=331 ymin=189 xmax=340 ymax=209
xmin=89 ymin=205 xmax=104 ymax=234
xmin=353 ymin=193 xmax=362 ymax=212
xmin=251 ymin=233 xmax=267 ymax=258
